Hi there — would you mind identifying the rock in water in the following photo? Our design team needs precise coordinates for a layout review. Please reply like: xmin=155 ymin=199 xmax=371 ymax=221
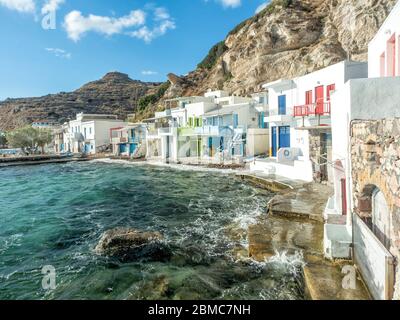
xmin=95 ymin=227 xmax=172 ymax=262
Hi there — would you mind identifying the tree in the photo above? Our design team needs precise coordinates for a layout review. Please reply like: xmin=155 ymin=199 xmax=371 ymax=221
xmin=6 ymin=126 xmax=53 ymax=154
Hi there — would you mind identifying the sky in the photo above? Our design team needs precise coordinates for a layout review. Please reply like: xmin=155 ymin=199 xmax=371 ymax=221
xmin=0 ymin=0 xmax=270 ymax=101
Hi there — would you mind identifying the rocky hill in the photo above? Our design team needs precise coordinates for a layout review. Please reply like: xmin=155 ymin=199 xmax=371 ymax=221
xmin=1 ymin=0 xmax=396 ymax=129
xmin=0 ymin=72 xmax=163 ymax=131
xmin=164 ymin=0 xmax=397 ymax=98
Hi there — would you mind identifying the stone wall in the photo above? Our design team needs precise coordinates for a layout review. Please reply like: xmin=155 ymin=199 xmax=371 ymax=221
xmin=351 ymin=118 xmax=400 ymax=299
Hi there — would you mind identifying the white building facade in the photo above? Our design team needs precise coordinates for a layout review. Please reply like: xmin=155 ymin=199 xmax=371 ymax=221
xmin=250 ymin=60 xmax=367 ymax=182
xmin=325 ymin=0 xmax=400 ymax=300
xmin=64 ymin=113 xmax=126 ymax=155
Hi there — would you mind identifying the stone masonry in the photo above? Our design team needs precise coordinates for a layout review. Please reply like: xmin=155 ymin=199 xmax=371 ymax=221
xmin=351 ymin=118 xmax=400 ymax=299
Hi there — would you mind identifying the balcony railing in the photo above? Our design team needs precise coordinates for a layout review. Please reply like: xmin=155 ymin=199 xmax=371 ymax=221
xmin=158 ymin=127 xmax=173 ymax=135
xmin=293 ymin=102 xmax=331 ymax=117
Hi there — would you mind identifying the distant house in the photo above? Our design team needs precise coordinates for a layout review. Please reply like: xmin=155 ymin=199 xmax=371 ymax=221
xmin=32 ymin=120 xmax=59 ymax=130
xmin=111 ymin=124 xmax=147 ymax=158
xmin=144 ymin=90 xmax=269 ymax=164
xmin=63 ymin=113 xmax=126 ymax=155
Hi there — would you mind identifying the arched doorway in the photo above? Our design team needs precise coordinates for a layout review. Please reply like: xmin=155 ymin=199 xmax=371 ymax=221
xmin=358 ymin=184 xmax=392 ymax=251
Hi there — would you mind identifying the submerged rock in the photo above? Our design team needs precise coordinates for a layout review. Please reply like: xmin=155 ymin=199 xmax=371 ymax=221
xmin=95 ymin=227 xmax=172 ymax=262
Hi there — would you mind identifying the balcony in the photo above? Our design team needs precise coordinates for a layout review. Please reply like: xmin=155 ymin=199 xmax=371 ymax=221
xmin=158 ymin=127 xmax=173 ymax=135
xmin=293 ymin=102 xmax=331 ymax=117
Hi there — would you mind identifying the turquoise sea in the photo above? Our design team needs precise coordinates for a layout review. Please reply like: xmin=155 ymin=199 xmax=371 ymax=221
xmin=0 ymin=161 xmax=304 ymax=300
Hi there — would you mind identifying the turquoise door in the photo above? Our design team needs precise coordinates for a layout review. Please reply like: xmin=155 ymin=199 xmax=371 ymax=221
xmin=129 ymin=144 xmax=136 ymax=154
xmin=271 ymin=127 xmax=277 ymax=157
xmin=120 ymin=144 xmax=127 ymax=153
xmin=279 ymin=126 xmax=291 ymax=149
xmin=258 ymin=112 xmax=265 ymax=128
xmin=278 ymin=95 xmax=286 ymax=115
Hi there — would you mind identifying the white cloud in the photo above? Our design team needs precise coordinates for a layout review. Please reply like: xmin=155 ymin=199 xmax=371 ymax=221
xmin=154 ymin=7 xmax=170 ymax=21
xmin=45 ymin=47 xmax=71 ymax=59
xmin=64 ymin=9 xmax=146 ymax=42
xmin=0 ymin=0 xmax=35 ymax=13
xmin=64 ymin=6 xmax=175 ymax=43
xmin=220 ymin=0 xmax=241 ymax=8
xmin=41 ymin=0 xmax=64 ymax=14
xmin=129 ymin=19 xmax=175 ymax=44
xmin=141 ymin=70 xmax=158 ymax=75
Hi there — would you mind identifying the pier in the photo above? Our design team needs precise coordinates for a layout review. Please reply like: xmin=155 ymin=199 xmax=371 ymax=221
xmin=0 ymin=155 xmax=91 ymax=168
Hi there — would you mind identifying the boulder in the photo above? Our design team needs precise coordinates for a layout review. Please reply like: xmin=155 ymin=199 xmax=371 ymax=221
xmin=95 ymin=227 xmax=172 ymax=262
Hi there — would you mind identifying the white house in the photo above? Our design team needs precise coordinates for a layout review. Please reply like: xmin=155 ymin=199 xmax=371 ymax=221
xmin=111 ymin=123 xmax=147 ymax=158
xmin=144 ymin=90 xmax=269 ymax=164
xmin=368 ymin=1 xmax=400 ymax=78
xmin=325 ymin=0 xmax=400 ymax=300
xmin=64 ymin=113 xmax=126 ymax=155
xmin=176 ymin=90 xmax=269 ymax=164
xmin=250 ymin=60 xmax=367 ymax=182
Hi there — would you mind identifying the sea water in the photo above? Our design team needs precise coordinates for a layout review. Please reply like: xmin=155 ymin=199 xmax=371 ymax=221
xmin=0 ymin=161 xmax=305 ymax=300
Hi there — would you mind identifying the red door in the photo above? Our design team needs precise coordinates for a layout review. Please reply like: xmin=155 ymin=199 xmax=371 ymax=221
xmin=341 ymin=178 xmax=347 ymax=215
xmin=315 ymin=85 xmax=324 ymax=115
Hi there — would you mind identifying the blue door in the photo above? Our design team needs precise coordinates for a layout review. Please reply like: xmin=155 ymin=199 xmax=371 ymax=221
xmin=129 ymin=143 xmax=136 ymax=154
xmin=278 ymin=95 xmax=286 ymax=115
xmin=120 ymin=144 xmax=127 ymax=154
xmin=279 ymin=126 xmax=291 ymax=149
xmin=271 ymin=127 xmax=277 ymax=157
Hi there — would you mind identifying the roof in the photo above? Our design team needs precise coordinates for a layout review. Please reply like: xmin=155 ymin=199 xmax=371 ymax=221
xmin=262 ymin=79 xmax=295 ymax=91
xmin=164 ymin=96 xmax=203 ymax=102
xmin=203 ymin=103 xmax=252 ymax=117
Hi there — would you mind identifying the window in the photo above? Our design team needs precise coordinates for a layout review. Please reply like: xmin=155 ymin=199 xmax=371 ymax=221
xmin=386 ymin=34 xmax=396 ymax=77
xmin=305 ymin=90 xmax=313 ymax=105
xmin=278 ymin=95 xmax=286 ymax=115
xmin=233 ymin=114 xmax=239 ymax=128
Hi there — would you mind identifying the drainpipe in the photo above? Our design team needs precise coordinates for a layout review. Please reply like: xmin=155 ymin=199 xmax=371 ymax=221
xmin=347 ymin=116 xmax=354 ymax=228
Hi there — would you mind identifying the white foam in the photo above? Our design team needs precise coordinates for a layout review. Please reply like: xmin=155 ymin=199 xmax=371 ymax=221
xmin=88 ymin=158 xmax=246 ymax=175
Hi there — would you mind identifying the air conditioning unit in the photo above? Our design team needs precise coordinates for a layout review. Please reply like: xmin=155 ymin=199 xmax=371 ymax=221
xmin=277 ymin=148 xmax=302 ymax=162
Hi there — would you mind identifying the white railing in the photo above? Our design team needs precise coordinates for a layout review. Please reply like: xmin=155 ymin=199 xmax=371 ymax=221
xmin=353 ymin=214 xmax=395 ymax=300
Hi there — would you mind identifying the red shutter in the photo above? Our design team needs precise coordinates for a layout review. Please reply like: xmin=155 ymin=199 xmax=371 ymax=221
xmin=326 ymin=84 xmax=336 ymax=101
xmin=305 ymin=90 xmax=312 ymax=105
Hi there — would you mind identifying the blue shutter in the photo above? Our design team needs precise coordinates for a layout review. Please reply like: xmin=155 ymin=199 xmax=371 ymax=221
xmin=233 ymin=114 xmax=239 ymax=128
xmin=278 ymin=95 xmax=286 ymax=115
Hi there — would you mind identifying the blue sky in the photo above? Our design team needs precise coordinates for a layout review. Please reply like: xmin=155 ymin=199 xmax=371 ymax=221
xmin=0 ymin=0 xmax=270 ymax=100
